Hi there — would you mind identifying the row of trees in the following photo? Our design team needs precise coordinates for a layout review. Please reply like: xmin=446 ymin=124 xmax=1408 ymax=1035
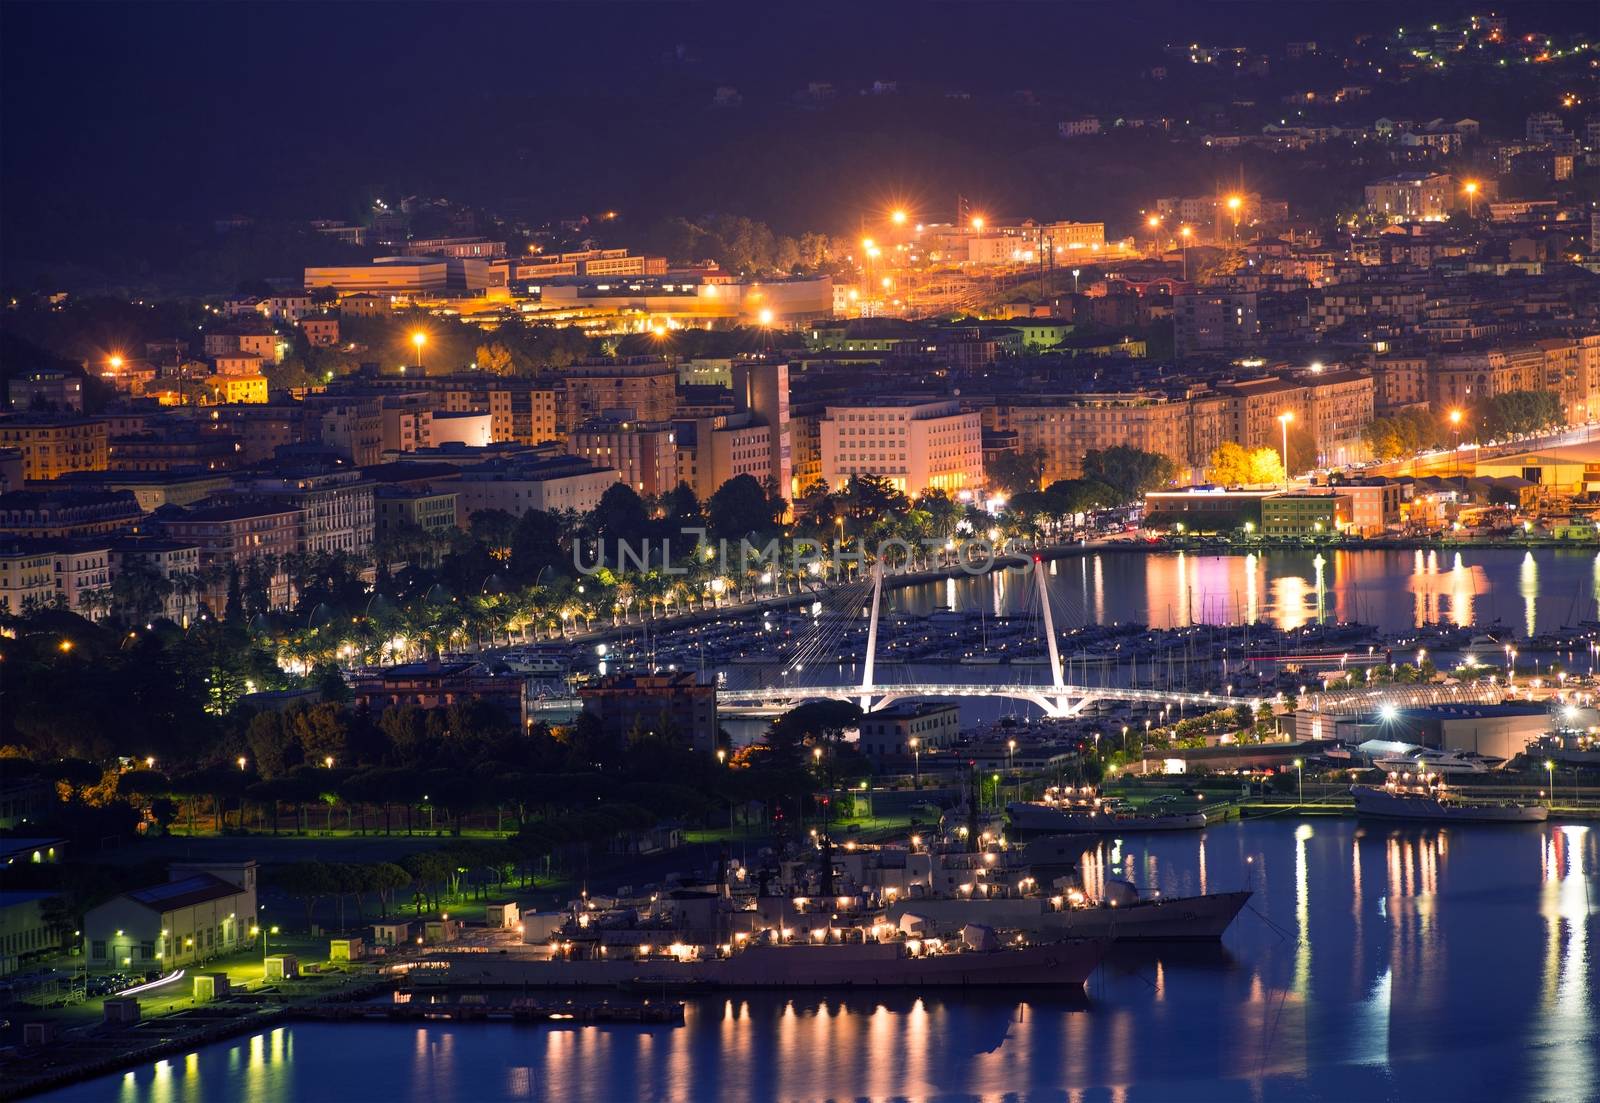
xmin=1204 ymin=442 xmax=1287 ymax=487
xmin=642 ymin=214 xmax=850 ymax=276
xmin=1362 ymin=391 xmax=1566 ymax=461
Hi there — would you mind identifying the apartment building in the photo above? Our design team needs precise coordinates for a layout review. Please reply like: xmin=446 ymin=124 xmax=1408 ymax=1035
xmin=230 ymin=471 xmax=375 ymax=557
xmin=452 ymin=457 xmax=620 ymax=517
xmin=674 ymin=414 xmax=774 ymax=501
xmin=1364 ymin=172 xmax=1455 ymax=222
xmin=568 ymin=418 xmax=678 ymax=498
xmin=556 ymin=360 xmax=676 ymax=433
xmin=819 ymin=398 xmax=984 ymax=496
xmin=0 ymin=416 xmax=109 ymax=480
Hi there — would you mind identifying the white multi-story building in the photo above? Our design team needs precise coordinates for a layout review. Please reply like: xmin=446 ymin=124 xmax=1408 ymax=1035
xmin=819 ymin=398 xmax=984 ymax=496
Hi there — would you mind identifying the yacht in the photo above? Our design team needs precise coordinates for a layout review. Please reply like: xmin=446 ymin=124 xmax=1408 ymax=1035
xmin=1372 ymin=748 xmax=1498 ymax=776
xmin=500 ymin=649 xmax=569 ymax=676
xmin=417 ymin=891 xmax=1107 ymax=990
xmin=1350 ymin=772 xmax=1547 ymax=824
xmin=831 ymin=836 xmax=1248 ymax=943
xmin=1007 ymin=786 xmax=1207 ymax=833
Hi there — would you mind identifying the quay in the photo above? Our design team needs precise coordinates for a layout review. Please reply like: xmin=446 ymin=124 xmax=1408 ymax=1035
xmin=296 ymin=999 xmax=683 ymax=1025
xmin=0 ymin=969 xmax=677 ymax=1101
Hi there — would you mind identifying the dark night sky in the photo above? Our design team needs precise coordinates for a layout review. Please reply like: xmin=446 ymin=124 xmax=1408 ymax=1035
xmin=3 ymin=1 xmax=1594 ymax=288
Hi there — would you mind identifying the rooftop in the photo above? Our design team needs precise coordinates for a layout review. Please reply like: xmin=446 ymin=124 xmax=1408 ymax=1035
xmin=126 ymin=873 xmax=247 ymax=913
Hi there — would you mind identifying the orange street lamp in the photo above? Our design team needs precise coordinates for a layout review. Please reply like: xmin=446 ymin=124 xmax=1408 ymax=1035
xmin=890 ymin=209 xmax=908 ymax=226
xmin=410 ymin=331 xmax=426 ymax=370
xmin=1179 ymin=225 xmax=1193 ymax=279
xmin=970 ymin=215 xmax=985 ymax=231
xmin=108 ymin=354 xmax=124 ymax=371
xmin=1463 ymin=180 xmax=1480 ymax=217
xmin=1278 ymin=412 xmax=1295 ymax=482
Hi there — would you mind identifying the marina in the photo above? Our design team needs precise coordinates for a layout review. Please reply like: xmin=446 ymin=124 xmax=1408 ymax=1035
xmin=36 ymin=818 xmax=1598 ymax=1103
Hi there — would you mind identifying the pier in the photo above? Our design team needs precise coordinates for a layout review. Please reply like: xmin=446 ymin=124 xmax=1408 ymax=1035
xmin=295 ymin=999 xmax=683 ymax=1025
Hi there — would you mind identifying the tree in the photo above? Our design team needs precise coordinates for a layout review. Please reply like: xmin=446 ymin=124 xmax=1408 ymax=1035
xmin=475 ymin=342 xmax=516 ymax=375
xmin=1080 ymin=446 xmax=1178 ymax=500
xmin=468 ymin=510 xmax=518 ymax=562
xmin=278 ymin=860 xmax=337 ymax=930
xmin=591 ymin=482 xmax=651 ymax=552
xmin=1205 ymin=443 xmax=1284 ymax=486
xmin=509 ymin=509 xmax=564 ymax=583
xmin=707 ymin=474 xmax=777 ymax=540
xmin=986 ymin=447 xmax=1048 ymax=496
xmin=107 ymin=558 xmax=174 ymax=624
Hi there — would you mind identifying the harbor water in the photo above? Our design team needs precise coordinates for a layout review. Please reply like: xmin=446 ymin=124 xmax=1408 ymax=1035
xmin=44 ymin=818 xmax=1599 ymax=1103
xmin=887 ymin=546 xmax=1600 ymax=637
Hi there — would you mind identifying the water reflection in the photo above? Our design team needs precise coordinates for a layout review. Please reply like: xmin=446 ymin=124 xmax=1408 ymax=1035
xmin=65 ymin=821 xmax=1599 ymax=1103
xmin=894 ymin=548 xmax=1591 ymax=635
xmin=1521 ymin=551 xmax=1539 ymax=638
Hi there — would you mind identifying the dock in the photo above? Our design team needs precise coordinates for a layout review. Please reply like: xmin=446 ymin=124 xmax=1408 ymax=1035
xmin=295 ymin=999 xmax=683 ymax=1025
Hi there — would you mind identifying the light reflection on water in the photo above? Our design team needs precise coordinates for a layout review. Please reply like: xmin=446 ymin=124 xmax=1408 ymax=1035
xmin=883 ymin=548 xmax=1600 ymax=636
xmin=60 ymin=819 xmax=1597 ymax=1103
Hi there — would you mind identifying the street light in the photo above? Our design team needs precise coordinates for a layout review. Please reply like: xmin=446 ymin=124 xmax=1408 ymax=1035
xmin=237 ymin=756 xmax=248 ymax=771
xmin=1071 ymin=268 xmax=1081 ymax=294
xmin=1178 ymin=225 xmax=1193 ymax=279
xmin=410 ymin=331 xmax=426 ymax=370
xmin=1463 ymin=180 xmax=1479 ymax=217
xmin=717 ymin=748 xmax=727 ymax=766
xmin=1293 ymin=758 xmax=1304 ymax=806
xmin=890 ymin=208 xmax=908 ymax=226
xmin=1278 ymin=411 xmax=1295 ymax=482
xmin=1226 ymin=194 xmax=1243 ymax=239
xmin=1546 ymin=759 xmax=1555 ymax=808
xmin=909 ymin=736 xmax=921 ymax=790
xmin=970 ymin=215 xmax=985 ymax=231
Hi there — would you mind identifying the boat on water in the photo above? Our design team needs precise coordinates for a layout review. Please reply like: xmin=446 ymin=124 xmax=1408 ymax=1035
xmin=511 ymin=936 xmax=1107 ymax=989
xmin=884 ymin=884 xmax=1251 ymax=943
xmin=1373 ymin=748 xmax=1500 ymax=776
xmin=417 ymin=891 xmax=1106 ymax=990
xmin=825 ymin=834 xmax=1249 ymax=943
xmin=500 ymin=649 xmax=569 ymax=676
xmin=1008 ymin=786 xmax=1207 ymax=833
xmin=1350 ymin=773 xmax=1547 ymax=824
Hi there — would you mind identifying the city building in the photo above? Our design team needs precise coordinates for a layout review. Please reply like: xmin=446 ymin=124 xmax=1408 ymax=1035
xmin=82 ymin=862 xmax=257 ymax=971
xmin=374 ymin=484 xmax=460 ymax=541
xmin=0 ymin=891 xmax=62 ymax=975
xmin=229 ymin=470 xmax=375 ymax=557
xmin=1364 ymin=172 xmax=1455 ymax=222
xmin=0 ymin=416 xmax=109 ymax=480
xmin=1174 ymin=292 xmax=1259 ymax=356
xmin=578 ymin=671 xmax=719 ymax=753
xmin=349 ymin=662 xmax=527 ymax=726
xmin=302 ymin=257 xmax=490 ymax=294
xmin=0 ymin=490 xmax=143 ymax=538
xmin=0 ymin=545 xmax=55 ymax=614
xmin=819 ymin=398 xmax=984 ymax=496
xmin=857 ymin=702 xmax=960 ymax=757
xmin=674 ymin=413 xmax=774 ymax=501
xmin=1260 ymin=490 xmax=1351 ymax=537
xmin=6 ymin=370 xmax=84 ymax=413
xmin=1142 ymin=488 xmax=1281 ymax=532
xmin=568 ymin=417 xmax=679 ymax=498
xmin=452 ymin=457 xmax=619 ymax=516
